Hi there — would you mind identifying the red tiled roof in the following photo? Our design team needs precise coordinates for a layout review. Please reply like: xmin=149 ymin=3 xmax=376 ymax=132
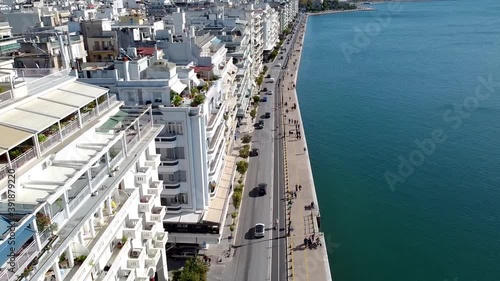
xmin=137 ymin=47 xmax=160 ymax=56
xmin=192 ymin=66 xmax=213 ymax=72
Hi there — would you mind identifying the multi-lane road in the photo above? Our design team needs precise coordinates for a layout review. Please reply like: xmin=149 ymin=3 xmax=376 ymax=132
xmin=223 ymin=14 xmax=304 ymax=281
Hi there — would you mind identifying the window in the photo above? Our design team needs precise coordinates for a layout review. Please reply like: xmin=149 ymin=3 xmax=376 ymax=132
xmin=166 ymin=148 xmax=176 ymax=159
xmin=166 ymin=122 xmax=183 ymax=135
xmin=156 ymin=148 xmax=160 ymax=154
xmin=179 ymin=171 xmax=187 ymax=182
xmin=158 ymin=174 xmax=164 ymax=181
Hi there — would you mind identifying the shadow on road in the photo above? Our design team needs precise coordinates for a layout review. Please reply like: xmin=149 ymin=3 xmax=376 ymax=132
xmin=234 ymin=235 xmax=287 ymax=249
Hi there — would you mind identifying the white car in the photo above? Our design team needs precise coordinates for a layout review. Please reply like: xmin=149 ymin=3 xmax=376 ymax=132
xmin=254 ymin=223 xmax=265 ymax=238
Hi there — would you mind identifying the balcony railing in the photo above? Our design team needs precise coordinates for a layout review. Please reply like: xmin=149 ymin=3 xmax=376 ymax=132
xmin=0 ymin=165 xmax=8 ymax=181
xmin=40 ymin=133 xmax=61 ymax=153
xmin=61 ymin=120 xmax=80 ymax=138
xmin=91 ymin=167 xmax=108 ymax=187
xmin=16 ymin=68 xmax=72 ymax=94
xmin=109 ymin=150 xmax=124 ymax=168
xmin=6 ymin=240 xmax=38 ymax=274
xmin=68 ymin=185 xmax=90 ymax=212
xmin=10 ymin=148 xmax=36 ymax=170
xmin=127 ymin=135 xmax=139 ymax=149
xmin=0 ymin=90 xmax=12 ymax=104
xmin=81 ymin=109 xmax=97 ymax=123
xmin=163 ymin=181 xmax=181 ymax=189
xmin=39 ymin=230 xmax=52 ymax=245
xmin=139 ymin=121 xmax=152 ymax=136
xmin=109 ymin=95 xmax=118 ymax=104
xmin=159 ymin=159 xmax=179 ymax=166
xmin=155 ymin=135 xmax=177 ymax=145
xmin=51 ymin=210 xmax=67 ymax=226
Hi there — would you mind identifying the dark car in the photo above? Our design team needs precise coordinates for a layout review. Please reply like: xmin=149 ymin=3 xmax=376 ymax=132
xmin=258 ymin=183 xmax=267 ymax=195
xmin=250 ymin=148 xmax=259 ymax=157
xmin=262 ymin=87 xmax=268 ymax=92
xmin=266 ymin=74 xmax=271 ymax=78
xmin=265 ymin=112 xmax=271 ymax=118
xmin=169 ymin=248 xmax=198 ymax=260
xmin=261 ymin=97 xmax=268 ymax=102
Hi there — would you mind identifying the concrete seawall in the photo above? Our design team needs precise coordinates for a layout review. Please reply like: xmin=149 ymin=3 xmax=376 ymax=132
xmin=280 ymin=14 xmax=333 ymax=281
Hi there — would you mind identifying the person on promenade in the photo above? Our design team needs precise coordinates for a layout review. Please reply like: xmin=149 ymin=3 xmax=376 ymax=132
xmin=295 ymin=185 xmax=298 ymax=192
xmin=299 ymin=185 xmax=302 ymax=191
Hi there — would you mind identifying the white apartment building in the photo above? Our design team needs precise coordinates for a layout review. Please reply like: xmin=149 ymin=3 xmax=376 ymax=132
xmin=0 ymin=69 xmax=168 ymax=281
xmin=257 ymin=4 xmax=280 ymax=52
xmin=78 ymin=49 xmax=238 ymax=245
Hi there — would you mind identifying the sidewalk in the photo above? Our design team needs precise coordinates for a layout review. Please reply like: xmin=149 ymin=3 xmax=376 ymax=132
xmin=281 ymin=15 xmax=333 ymax=281
xmin=204 ymin=112 xmax=255 ymax=280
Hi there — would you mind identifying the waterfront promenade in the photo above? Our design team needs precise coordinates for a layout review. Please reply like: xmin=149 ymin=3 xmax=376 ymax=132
xmin=280 ymin=14 xmax=333 ymax=281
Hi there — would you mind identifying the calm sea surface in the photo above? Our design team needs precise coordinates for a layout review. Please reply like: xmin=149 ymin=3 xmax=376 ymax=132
xmin=298 ymin=1 xmax=500 ymax=280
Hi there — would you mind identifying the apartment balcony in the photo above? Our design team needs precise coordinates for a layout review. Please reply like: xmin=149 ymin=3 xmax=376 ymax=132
xmin=166 ymin=204 xmax=182 ymax=213
xmin=123 ymin=218 xmax=142 ymax=239
xmin=208 ymin=124 xmax=224 ymax=154
xmin=10 ymin=147 xmax=37 ymax=170
xmin=145 ymin=181 xmax=161 ymax=198
xmin=61 ymin=119 xmax=80 ymax=138
xmin=109 ymin=150 xmax=125 ymax=168
xmin=155 ymin=134 xmax=177 ymax=148
xmin=39 ymin=131 xmax=62 ymax=153
xmin=163 ymin=181 xmax=181 ymax=195
xmin=127 ymin=248 xmax=145 ymax=269
xmin=141 ymin=222 xmax=158 ymax=240
xmin=96 ymin=240 xmax=131 ymax=281
xmin=118 ymin=269 xmax=135 ymax=281
xmin=134 ymin=166 xmax=152 ymax=184
xmin=158 ymin=159 xmax=179 ymax=173
xmin=145 ymin=248 xmax=161 ymax=267
xmin=144 ymin=153 xmax=161 ymax=169
xmin=153 ymin=231 xmax=169 ymax=249
xmin=138 ymin=194 xmax=155 ymax=213
xmin=150 ymin=206 xmax=166 ymax=222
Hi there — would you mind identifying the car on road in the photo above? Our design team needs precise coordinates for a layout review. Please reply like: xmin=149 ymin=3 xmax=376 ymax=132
xmin=265 ymin=112 xmax=271 ymax=118
xmin=258 ymin=183 xmax=267 ymax=195
xmin=249 ymin=148 xmax=259 ymax=157
xmin=267 ymin=78 xmax=275 ymax=83
xmin=262 ymin=87 xmax=268 ymax=92
xmin=261 ymin=97 xmax=268 ymax=102
xmin=169 ymin=248 xmax=198 ymax=260
xmin=275 ymin=63 xmax=282 ymax=68
xmin=266 ymin=74 xmax=271 ymax=78
xmin=267 ymin=91 xmax=273 ymax=95
xmin=254 ymin=223 xmax=265 ymax=238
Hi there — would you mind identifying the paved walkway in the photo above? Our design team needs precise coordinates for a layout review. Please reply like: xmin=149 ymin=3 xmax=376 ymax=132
xmin=281 ymin=15 xmax=333 ymax=281
xmin=203 ymin=108 xmax=256 ymax=280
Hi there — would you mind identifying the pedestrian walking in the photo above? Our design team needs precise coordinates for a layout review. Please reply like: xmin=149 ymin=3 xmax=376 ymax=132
xmin=299 ymin=185 xmax=302 ymax=191
xmin=295 ymin=185 xmax=298 ymax=192
xmin=304 ymin=238 xmax=308 ymax=246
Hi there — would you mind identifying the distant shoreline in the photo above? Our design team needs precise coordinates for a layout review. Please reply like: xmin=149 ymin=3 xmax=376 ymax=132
xmin=307 ymin=7 xmax=375 ymax=16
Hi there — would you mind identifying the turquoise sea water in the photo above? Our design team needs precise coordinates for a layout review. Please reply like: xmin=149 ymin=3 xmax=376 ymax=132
xmin=298 ymin=1 xmax=500 ymax=280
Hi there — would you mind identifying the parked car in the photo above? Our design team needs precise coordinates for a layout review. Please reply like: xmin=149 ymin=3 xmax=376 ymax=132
xmin=275 ymin=63 xmax=282 ymax=68
xmin=261 ymin=97 xmax=268 ymax=102
xmin=266 ymin=74 xmax=271 ymax=78
xmin=262 ymin=87 xmax=268 ymax=92
xmin=250 ymin=148 xmax=259 ymax=157
xmin=267 ymin=78 xmax=275 ymax=83
xmin=258 ymin=183 xmax=267 ymax=195
xmin=254 ymin=223 xmax=266 ymax=238
xmin=265 ymin=112 xmax=271 ymax=118
xmin=267 ymin=91 xmax=273 ymax=95
xmin=169 ymin=248 xmax=198 ymax=260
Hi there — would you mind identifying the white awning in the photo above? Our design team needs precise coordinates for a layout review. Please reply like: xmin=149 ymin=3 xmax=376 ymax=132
xmin=60 ymin=81 xmax=108 ymax=98
xmin=18 ymin=99 xmax=77 ymax=119
xmin=192 ymin=76 xmax=201 ymax=86
xmin=40 ymin=89 xmax=95 ymax=108
xmin=171 ymin=81 xmax=187 ymax=94
xmin=0 ymin=125 xmax=32 ymax=150
xmin=0 ymin=109 xmax=59 ymax=133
